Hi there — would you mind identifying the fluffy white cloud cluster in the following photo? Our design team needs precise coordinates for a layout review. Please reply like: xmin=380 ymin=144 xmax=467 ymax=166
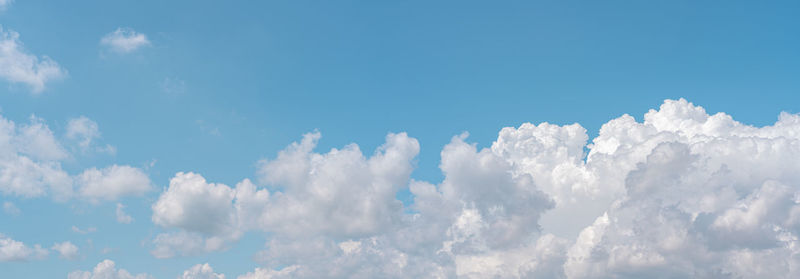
xmin=0 ymin=234 xmax=48 ymax=261
xmin=71 ymin=261 xmax=233 ymax=279
xmin=180 ymin=263 xmax=226 ymax=279
xmin=0 ymin=26 xmax=66 ymax=93
xmin=147 ymin=99 xmax=800 ymax=278
xmin=150 ymin=132 xmax=419 ymax=257
xmin=51 ymin=241 xmax=79 ymax=260
xmin=100 ymin=28 xmax=151 ymax=54
xmin=0 ymin=114 xmax=152 ymax=202
xmin=68 ymin=259 xmax=152 ymax=279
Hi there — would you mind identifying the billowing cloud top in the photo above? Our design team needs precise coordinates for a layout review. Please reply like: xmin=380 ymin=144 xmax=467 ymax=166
xmin=11 ymin=99 xmax=800 ymax=278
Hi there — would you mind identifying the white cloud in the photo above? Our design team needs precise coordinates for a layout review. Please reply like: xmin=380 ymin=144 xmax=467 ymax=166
xmin=66 ymin=116 xmax=114 ymax=154
xmin=0 ymin=114 xmax=149 ymax=202
xmin=2 ymin=201 xmax=19 ymax=215
xmin=236 ymin=266 xmax=301 ymax=279
xmin=0 ymin=26 xmax=66 ymax=93
xmin=68 ymin=259 xmax=152 ymax=279
xmin=71 ymin=226 xmax=97 ymax=234
xmin=100 ymin=28 xmax=150 ymax=53
xmin=0 ymin=114 xmax=72 ymax=199
xmin=255 ymin=132 xmax=419 ymax=238
xmin=77 ymin=165 xmax=152 ymax=203
xmin=180 ymin=263 xmax=225 ymax=279
xmin=137 ymin=99 xmax=800 ymax=278
xmin=51 ymin=241 xmax=79 ymax=260
xmin=0 ymin=0 xmax=12 ymax=11
xmin=116 ymin=203 xmax=133 ymax=224
xmin=152 ymin=172 xmax=239 ymax=236
xmin=0 ymin=234 xmax=48 ymax=261
xmin=150 ymin=231 xmax=229 ymax=259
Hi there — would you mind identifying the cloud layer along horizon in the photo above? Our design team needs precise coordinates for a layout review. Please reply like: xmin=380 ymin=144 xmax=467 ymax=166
xmin=2 ymin=99 xmax=793 ymax=277
xmin=72 ymin=98 xmax=796 ymax=278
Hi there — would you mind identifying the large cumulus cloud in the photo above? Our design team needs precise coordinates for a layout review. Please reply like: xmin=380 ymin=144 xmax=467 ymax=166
xmin=146 ymin=99 xmax=800 ymax=278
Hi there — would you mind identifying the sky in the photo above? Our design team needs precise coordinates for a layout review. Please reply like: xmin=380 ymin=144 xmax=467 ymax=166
xmin=1 ymin=0 xmax=799 ymax=278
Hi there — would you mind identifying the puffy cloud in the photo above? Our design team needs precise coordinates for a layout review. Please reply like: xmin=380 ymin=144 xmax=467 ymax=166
xmin=0 ymin=234 xmax=48 ymax=261
xmin=77 ymin=165 xmax=152 ymax=203
xmin=66 ymin=116 xmax=100 ymax=148
xmin=151 ymin=132 xmax=419 ymax=257
xmin=66 ymin=116 xmax=114 ymax=153
xmin=237 ymin=266 xmax=301 ymax=279
xmin=141 ymin=99 xmax=800 ymax=279
xmin=152 ymin=172 xmax=238 ymax=236
xmin=116 ymin=203 xmax=133 ymax=224
xmin=562 ymin=99 xmax=800 ymax=278
xmin=0 ymin=115 xmax=70 ymax=199
xmin=51 ymin=241 xmax=79 ymax=260
xmin=150 ymin=231 xmax=229 ymax=259
xmin=255 ymin=131 xmax=419 ymax=238
xmin=0 ymin=26 xmax=66 ymax=93
xmin=100 ymin=28 xmax=150 ymax=53
xmin=180 ymin=263 xmax=225 ymax=279
xmin=0 ymin=113 xmax=151 ymax=202
xmin=68 ymin=259 xmax=152 ymax=279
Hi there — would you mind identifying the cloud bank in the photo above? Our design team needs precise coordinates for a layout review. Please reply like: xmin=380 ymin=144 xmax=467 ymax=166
xmin=64 ymin=99 xmax=800 ymax=277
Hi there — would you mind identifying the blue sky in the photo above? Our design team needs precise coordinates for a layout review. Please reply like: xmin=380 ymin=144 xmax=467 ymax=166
xmin=1 ymin=1 xmax=800 ymax=278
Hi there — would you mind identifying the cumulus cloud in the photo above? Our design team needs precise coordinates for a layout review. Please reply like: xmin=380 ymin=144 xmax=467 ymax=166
xmin=150 ymin=132 xmax=419 ymax=257
xmin=76 ymin=165 xmax=152 ymax=203
xmin=140 ymin=99 xmax=800 ymax=278
xmin=68 ymin=259 xmax=152 ymax=279
xmin=0 ymin=113 xmax=152 ymax=203
xmin=0 ymin=26 xmax=66 ymax=93
xmin=0 ymin=234 xmax=48 ymax=261
xmin=100 ymin=28 xmax=150 ymax=53
xmin=180 ymin=263 xmax=226 ymax=279
xmin=51 ymin=241 xmax=79 ymax=260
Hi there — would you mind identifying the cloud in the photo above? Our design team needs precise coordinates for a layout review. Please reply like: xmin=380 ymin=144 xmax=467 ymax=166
xmin=138 ymin=99 xmax=800 ymax=278
xmin=68 ymin=259 xmax=152 ymax=279
xmin=149 ymin=132 xmax=420 ymax=258
xmin=0 ymin=114 xmax=71 ymax=199
xmin=65 ymin=116 xmax=115 ymax=154
xmin=76 ymin=165 xmax=152 ymax=203
xmin=0 ymin=0 xmax=11 ymax=11
xmin=0 ymin=234 xmax=48 ymax=261
xmin=0 ymin=26 xmax=66 ymax=93
xmin=66 ymin=116 xmax=100 ymax=149
xmin=71 ymin=226 xmax=97 ymax=234
xmin=100 ymin=28 xmax=150 ymax=53
xmin=0 ymin=114 xmax=150 ymax=202
xmin=2 ymin=201 xmax=19 ymax=215
xmin=152 ymin=172 xmax=240 ymax=236
xmin=51 ymin=241 xmax=79 ymax=260
xmin=180 ymin=263 xmax=226 ymax=279
xmin=255 ymin=132 xmax=419 ymax=238
xmin=116 ymin=203 xmax=133 ymax=224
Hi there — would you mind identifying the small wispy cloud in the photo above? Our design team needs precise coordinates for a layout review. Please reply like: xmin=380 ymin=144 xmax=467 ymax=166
xmin=100 ymin=28 xmax=151 ymax=54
